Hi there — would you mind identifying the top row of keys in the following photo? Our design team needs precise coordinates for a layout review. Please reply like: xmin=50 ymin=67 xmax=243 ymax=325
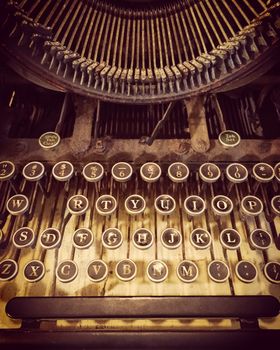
xmin=0 ymin=160 xmax=280 ymax=184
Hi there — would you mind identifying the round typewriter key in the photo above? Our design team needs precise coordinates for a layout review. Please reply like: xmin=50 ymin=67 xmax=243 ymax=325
xmin=67 ymin=195 xmax=89 ymax=215
xmin=220 ymin=229 xmax=241 ymax=250
xmin=12 ymin=227 xmax=35 ymax=248
xmin=183 ymin=195 xmax=206 ymax=216
xmin=250 ymin=229 xmax=272 ymax=250
xmin=154 ymin=195 xmax=176 ymax=215
xmin=95 ymin=195 xmax=117 ymax=216
xmin=115 ymin=259 xmax=137 ymax=281
xmin=274 ymin=163 xmax=280 ymax=182
xmin=24 ymin=260 xmax=45 ymax=282
xmin=177 ymin=260 xmax=199 ymax=283
xmin=226 ymin=163 xmax=248 ymax=183
xmin=132 ymin=228 xmax=153 ymax=249
xmin=22 ymin=161 xmax=45 ymax=181
xmin=235 ymin=261 xmax=257 ymax=283
xmin=211 ymin=195 xmax=233 ymax=216
xmin=264 ymin=262 xmax=280 ymax=284
xmin=218 ymin=130 xmax=241 ymax=148
xmin=167 ymin=162 xmax=189 ymax=183
xmin=87 ymin=260 xmax=108 ymax=282
xmin=72 ymin=228 xmax=93 ymax=249
xmin=82 ymin=162 xmax=104 ymax=182
xmin=240 ymin=195 xmax=263 ymax=216
xmin=271 ymin=195 xmax=280 ymax=215
xmin=102 ymin=228 xmax=123 ymax=249
xmin=111 ymin=162 xmax=133 ymax=182
xmin=52 ymin=161 xmax=74 ymax=181
xmin=199 ymin=163 xmax=221 ymax=183
xmin=56 ymin=260 xmax=78 ymax=283
xmin=6 ymin=194 xmax=29 ymax=216
xmin=190 ymin=228 xmax=212 ymax=249
xmin=161 ymin=228 xmax=182 ymax=249
xmin=39 ymin=131 xmax=60 ymax=149
xmin=252 ymin=163 xmax=274 ymax=183
xmin=40 ymin=228 xmax=61 ymax=249
xmin=147 ymin=260 xmax=168 ymax=283
xmin=0 ymin=161 xmax=16 ymax=181
xmin=140 ymin=162 xmax=161 ymax=183
xmin=125 ymin=194 xmax=146 ymax=215
xmin=208 ymin=260 xmax=230 ymax=283
xmin=0 ymin=259 xmax=18 ymax=281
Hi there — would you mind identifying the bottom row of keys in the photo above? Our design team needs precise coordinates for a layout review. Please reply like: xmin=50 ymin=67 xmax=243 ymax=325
xmin=0 ymin=259 xmax=279 ymax=284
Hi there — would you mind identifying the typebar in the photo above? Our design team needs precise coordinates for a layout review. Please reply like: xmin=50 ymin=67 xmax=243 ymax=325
xmin=6 ymin=296 xmax=279 ymax=320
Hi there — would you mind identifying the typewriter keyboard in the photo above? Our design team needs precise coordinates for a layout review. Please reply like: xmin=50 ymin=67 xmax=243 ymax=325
xmin=0 ymin=160 xmax=279 ymax=330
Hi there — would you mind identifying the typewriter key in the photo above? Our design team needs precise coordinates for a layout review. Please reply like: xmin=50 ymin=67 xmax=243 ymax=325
xmin=250 ymin=229 xmax=272 ymax=250
xmin=154 ymin=195 xmax=176 ymax=215
xmin=274 ymin=163 xmax=280 ymax=182
xmin=22 ymin=161 xmax=45 ymax=181
xmin=240 ymin=195 xmax=263 ymax=216
xmin=24 ymin=260 xmax=45 ymax=282
xmin=218 ymin=130 xmax=241 ymax=149
xmin=125 ymin=194 xmax=146 ymax=215
xmin=140 ymin=162 xmax=161 ymax=183
xmin=235 ymin=261 xmax=257 ymax=283
xmin=271 ymin=195 xmax=280 ymax=215
xmin=6 ymin=194 xmax=29 ymax=216
xmin=56 ymin=260 xmax=78 ymax=283
xmin=87 ymin=260 xmax=108 ymax=282
xmin=264 ymin=262 xmax=280 ymax=284
xmin=167 ymin=162 xmax=189 ymax=183
xmin=72 ymin=228 xmax=93 ymax=249
xmin=226 ymin=163 xmax=248 ymax=183
xmin=190 ymin=228 xmax=212 ymax=249
xmin=111 ymin=162 xmax=133 ymax=182
xmin=252 ymin=163 xmax=274 ymax=183
xmin=52 ymin=161 xmax=74 ymax=181
xmin=40 ymin=228 xmax=61 ymax=249
xmin=82 ymin=162 xmax=104 ymax=182
xmin=147 ymin=260 xmax=168 ymax=283
xmin=12 ymin=227 xmax=35 ymax=248
xmin=219 ymin=229 xmax=241 ymax=250
xmin=183 ymin=195 xmax=206 ymax=216
xmin=211 ymin=195 xmax=233 ymax=216
xmin=177 ymin=260 xmax=199 ymax=283
xmin=0 ymin=259 xmax=18 ymax=281
xmin=96 ymin=195 xmax=117 ymax=216
xmin=39 ymin=131 xmax=60 ymax=149
xmin=115 ymin=259 xmax=137 ymax=281
xmin=199 ymin=163 xmax=221 ymax=183
xmin=132 ymin=228 xmax=153 ymax=249
xmin=161 ymin=228 xmax=182 ymax=249
xmin=102 ymin=228 xmax=123 ymax=249
xmin=0 ymin=161 xmax=16 ymax=181
xmin=208 ymin=260 xmax=230 ymax=283
xmin=67 ymin=195 xmax=89 ymax=215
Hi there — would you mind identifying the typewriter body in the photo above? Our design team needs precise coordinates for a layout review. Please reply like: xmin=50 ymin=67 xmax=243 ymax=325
xmin=0 ymin=0 xmax=279 ymax=348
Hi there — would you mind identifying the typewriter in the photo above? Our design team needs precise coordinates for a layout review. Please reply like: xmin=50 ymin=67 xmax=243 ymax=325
xmin=0 ymin=0 xmax=279 ymax=348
